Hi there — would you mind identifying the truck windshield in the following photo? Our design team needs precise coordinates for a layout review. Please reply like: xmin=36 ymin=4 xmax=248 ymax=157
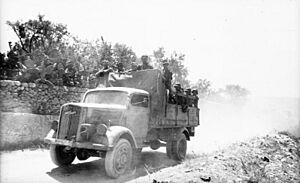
xmin=84 ymin=91 xmax=128 ymax=105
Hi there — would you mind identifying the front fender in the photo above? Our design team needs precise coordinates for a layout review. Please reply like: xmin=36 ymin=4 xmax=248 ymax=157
xmin=106 ymin=126 xmax=137 ymax=149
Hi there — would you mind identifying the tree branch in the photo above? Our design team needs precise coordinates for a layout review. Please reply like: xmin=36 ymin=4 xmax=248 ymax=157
xmin=29 ymin=33 xmax=36 ymax=53
xmin=11 ymin=26 xmax=29 ymax=53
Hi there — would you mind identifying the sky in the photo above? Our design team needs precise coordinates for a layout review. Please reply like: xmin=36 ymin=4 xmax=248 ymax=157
xmin=1 ymin=0 xmax=299 ymax=97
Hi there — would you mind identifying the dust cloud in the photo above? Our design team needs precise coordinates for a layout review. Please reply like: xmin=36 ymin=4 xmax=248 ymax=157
xmin=188 ymin=96 xmax=300 ymax=154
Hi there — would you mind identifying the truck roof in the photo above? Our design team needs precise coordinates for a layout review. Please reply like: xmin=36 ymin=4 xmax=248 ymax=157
xmin=86 ymin=87 xmax=149 ymax=95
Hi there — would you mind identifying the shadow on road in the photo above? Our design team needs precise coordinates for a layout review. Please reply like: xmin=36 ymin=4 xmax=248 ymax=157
xmin=47 ymin=150 xmax=179 ymax=183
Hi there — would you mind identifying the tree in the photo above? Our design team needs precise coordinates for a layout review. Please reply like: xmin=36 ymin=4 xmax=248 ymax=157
xmin=153 ymin=47 xmax=166 ymax=68
xmin=224 ymin=84 xmax=249 ymax=98
xmin=152 ymin=48 xmax=190 ymax=88
xmin=113 ymin=43 xmax=137 ymax=71
xmin=169 ymin=52 xmax=190 ymax=88
xmin=99 ymin=37 xmax=114 ymax=66
xmin=69 ymin=37 xmax=115 ymax=72
xmin=6 ymin=15 xmax=71 ymax=84
xmin=193 ymin=78 xmax=212 ymax=98
xmin=7 ymin=14 xmax=69 ymax=56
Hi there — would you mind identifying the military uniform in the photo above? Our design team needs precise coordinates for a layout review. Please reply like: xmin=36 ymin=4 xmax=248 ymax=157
xmin=163 ymin=62 xmax=173 ymax=98
xmin=137 ymin=55 xmax=153 ymax=70
xmin=185 ymin=89 xmax=193 ymax=107
xmin=95 ymin=61 xmax=113 ymax=87
xmin=192 ymin=89 xmax=199 ymax=107
xmin=174 ymin=84 xmax=183 ymax=105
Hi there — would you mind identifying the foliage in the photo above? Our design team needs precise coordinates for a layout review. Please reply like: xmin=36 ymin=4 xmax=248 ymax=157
xmin=4 ymin=15 xmax=192 ymax=88
xmin=7 ymin=14 xmax=69 ymax=55
xmin=152 ymin=47 xmax=190 ymax=88
xmin=5 ymin=15 xmax=71 ymax=84
xmin=68 ymin=37 xmax=137 ymax=71
xmin=223 ymin=84 xmax=249 ymax=98
xmin=192 ymin=78 xmax=212 ymax=97
xmin=112 ymin=43 xmax=137 ymax=71
xmin=0 ymin=46 xmax=23 ymax=80
xmin=152 ymin=47 xmax=165 ymax=68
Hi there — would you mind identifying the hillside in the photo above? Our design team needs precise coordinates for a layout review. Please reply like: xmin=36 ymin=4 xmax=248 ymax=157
xmin=128 ymin=133 xmax=300 ymax=183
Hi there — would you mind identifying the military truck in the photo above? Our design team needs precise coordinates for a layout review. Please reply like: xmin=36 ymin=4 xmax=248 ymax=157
xmin=44 ymin=69 xmax=199 ymax=178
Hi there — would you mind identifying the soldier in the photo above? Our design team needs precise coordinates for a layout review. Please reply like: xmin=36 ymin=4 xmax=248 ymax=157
xmin=64 ymin=60 xmax=76 ymax=86
xmin=128 ymin=62 xmax=138 ymax=72
xmin=137 ymin=55 xmax=153 ymax=70
xmin=185 ymin=88 xmax=193 ymax=107
xmin=95 ymin=60 xmax=113 ymax=88
xmin=116 ymin=62 xmax=124 ymax=76
xmin=162 ymin=60 xmax=173 ymax=102
xmin=177 ymin=88 xmax=190 ymax=112
xmin=174 ymin=83 xmax=183 ymax=105
xmin=192 ymin=89 xmax=199 ymax=107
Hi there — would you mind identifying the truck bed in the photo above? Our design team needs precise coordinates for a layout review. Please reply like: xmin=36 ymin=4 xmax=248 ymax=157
xmin=109 ymin=69 xmax=199 ymax=128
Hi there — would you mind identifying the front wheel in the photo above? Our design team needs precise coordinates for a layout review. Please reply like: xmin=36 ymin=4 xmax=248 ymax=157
xmin=166 ymin=133 xmax=187 ymax=161
xmin=105 ymin=139 xmax=133 ymax=178
xmin=50 ymin=145 xmax=76 ymax=166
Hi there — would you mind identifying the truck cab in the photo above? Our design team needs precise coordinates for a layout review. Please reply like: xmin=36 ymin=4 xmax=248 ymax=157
xmin=45 ymin=69 xmax=199 ymax=178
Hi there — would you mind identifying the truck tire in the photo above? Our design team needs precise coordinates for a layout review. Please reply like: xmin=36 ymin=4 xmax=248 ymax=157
xmin=166 ymin=133 xmax=187 ymax=161
xmin=105 ymin=139 xmax=133 ymax=178
xmin=50 ymin=144 xmax=75 ymax=166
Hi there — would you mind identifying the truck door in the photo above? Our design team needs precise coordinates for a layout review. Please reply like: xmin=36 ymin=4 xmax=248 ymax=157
xmin=126 ymin=94 xmax=149 ymax=145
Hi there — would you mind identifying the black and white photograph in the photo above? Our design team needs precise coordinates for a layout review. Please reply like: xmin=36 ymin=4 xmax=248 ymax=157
xmin=0 ymin=0 xmax=299 ymax=182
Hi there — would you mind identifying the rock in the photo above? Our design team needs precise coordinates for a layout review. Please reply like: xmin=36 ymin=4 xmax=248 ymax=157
xmin=22 ymin=83 xmax=28 ymax=87
xmin=52 ymin=98 xmax=59 ymax=104
xmin=28 ymin=83 xmax=36 ymax=88
xmin=0 ymin=81 xmax=8 ymax=87
xmin=14 ymin=81 xmax=21 ymax=86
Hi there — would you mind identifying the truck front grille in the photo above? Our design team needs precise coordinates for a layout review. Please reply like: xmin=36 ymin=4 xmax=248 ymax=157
xmin=58 ymin=105 xmax=81 ymax=140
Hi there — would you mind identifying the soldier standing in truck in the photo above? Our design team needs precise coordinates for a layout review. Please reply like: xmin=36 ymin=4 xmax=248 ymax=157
xmin=162 ymin=60 xmax=173 ymax=103
xmin=95 ymin=60 xmax=113 ymax=87
xmin=137 ymin=55 xmax=153 ymax=70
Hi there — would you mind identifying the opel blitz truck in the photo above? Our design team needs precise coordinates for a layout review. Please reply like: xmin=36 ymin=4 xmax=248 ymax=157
xmin=44 ymin=69 xmax=199 ymax=178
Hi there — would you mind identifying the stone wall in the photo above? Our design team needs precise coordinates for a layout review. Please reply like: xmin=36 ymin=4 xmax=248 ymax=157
xmin=0 ymin=80 xmax=88 ymax=115
xmin=0 ymin=112 xmax=58 ymax=150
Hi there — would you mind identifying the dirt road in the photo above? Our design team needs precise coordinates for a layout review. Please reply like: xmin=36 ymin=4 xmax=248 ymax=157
xmin=0 ymin=122 xmax=241 ymax=183
xmin=0 ymin=127 xmax=221 ymax=183
xmin=0 ymin=147 xmax=180 ymax=183
xmin=1 ymin=97 xmax=299 ymax=182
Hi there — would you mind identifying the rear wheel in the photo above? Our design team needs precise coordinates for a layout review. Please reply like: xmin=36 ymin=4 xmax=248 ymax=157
xmin=166 ymin=134 xmax=187 ymax=161
xmin=50 ymin=145 xmax=76 ymax=166
xmin=105 ymin=139 xmax=133 ymax=178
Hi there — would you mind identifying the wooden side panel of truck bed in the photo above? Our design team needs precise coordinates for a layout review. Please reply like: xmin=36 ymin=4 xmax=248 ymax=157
xmin=162 ymin=104 xmax=199 ymax=127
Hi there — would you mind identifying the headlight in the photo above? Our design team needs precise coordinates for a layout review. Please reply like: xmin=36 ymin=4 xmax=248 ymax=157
xmin=96 ymin=124 xmax=108 ymax=136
